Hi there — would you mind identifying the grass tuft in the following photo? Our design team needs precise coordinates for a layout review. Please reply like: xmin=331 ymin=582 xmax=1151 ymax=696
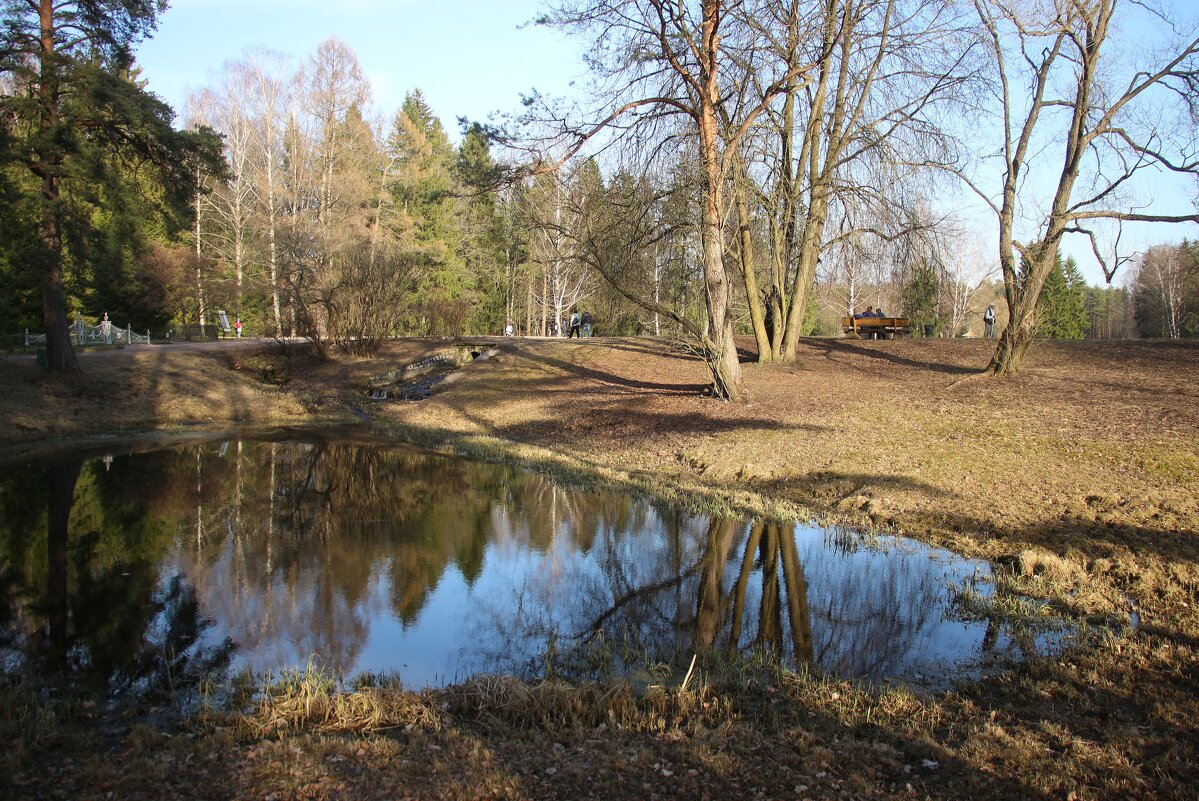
xmin=230 ymin=663 xmax=442 ymax=736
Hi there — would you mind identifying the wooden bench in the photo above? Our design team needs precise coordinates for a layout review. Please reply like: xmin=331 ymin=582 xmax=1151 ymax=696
xmin=840 ymin=316 xmax=910 ymax=338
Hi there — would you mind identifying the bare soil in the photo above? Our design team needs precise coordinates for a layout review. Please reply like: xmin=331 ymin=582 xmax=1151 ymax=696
xmin=2 ymin=335 xmax=1197 ymax=800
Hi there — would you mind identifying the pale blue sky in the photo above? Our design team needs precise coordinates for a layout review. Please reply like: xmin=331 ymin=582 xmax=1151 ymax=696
xmin=135 ymin=0 xmax=581 ymax=133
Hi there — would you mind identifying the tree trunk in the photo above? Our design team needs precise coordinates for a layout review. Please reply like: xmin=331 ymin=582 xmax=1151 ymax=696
xmin=194 ymin=184 xmax=207 ymax=336
xmin=780 ymin=190 xmax=829 ymax=361
xmin=989 ymin=291 xmax=1038 ymax=376
xmin=694 ymin=518 xmax=736 ymax=651
xmin=40 ymin=185 xmax=78 ymax=373
xmin=698 ymin=0 xmax=744 ymax=400
xmin=267 ymin=159 xmax=282 ymax=336
xmin=777 ymin=521 xmax=814 ymax=665
xmin=756 ymin=525 xmax=782 ymax=652
xmin=989 ymin=232 xmax=1056 ymax=375
xmin=728 ymin=521 xmax=764 ymax=651
xmin=36 ymin=0 xmax=78 ymax=374
xmin=733 ymin=173 xmax=774 ymax=362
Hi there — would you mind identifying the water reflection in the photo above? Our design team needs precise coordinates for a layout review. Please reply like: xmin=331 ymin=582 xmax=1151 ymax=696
xmin=0 ymin=434 xmax=1030 ymax=691
xmin=0 ymin=455 xmax=233 ymax=695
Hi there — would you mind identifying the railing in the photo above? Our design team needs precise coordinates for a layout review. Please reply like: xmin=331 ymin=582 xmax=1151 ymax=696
xmin=23 ymin=320 xmax=152 ymax=348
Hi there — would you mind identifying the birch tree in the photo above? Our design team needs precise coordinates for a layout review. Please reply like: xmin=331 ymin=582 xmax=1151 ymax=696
xmin=242 ymin=50 xmax=291 ymax=337
xmin=1134 ymin=243 xmax=1197 ymax=338
xmin=192 ymin=77 xmax=257 ymax=318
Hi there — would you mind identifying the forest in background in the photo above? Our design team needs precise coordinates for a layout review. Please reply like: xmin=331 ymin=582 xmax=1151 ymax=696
xmin=2 ymin=2 xmax=1197 ymax=369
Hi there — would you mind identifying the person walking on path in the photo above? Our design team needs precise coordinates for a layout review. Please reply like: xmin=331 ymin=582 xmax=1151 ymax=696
xmin=568 ymin=308 xmax=582 ymax=338
xmin=983 ymin=304 xmax=996 ymax=338
xmin=581 ymin=310 xmax=592 ymax=337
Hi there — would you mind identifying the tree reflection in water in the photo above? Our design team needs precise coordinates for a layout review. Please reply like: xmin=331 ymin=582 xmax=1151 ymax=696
xmin=0 ymin=455 xmax=233 ymax=697
xmin=1 ymin=435 xmax=1009 ymax=691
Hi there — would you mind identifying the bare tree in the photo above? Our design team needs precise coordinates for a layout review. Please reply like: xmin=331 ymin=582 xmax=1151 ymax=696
xmin=242 ymin=49 xmax=292 ymax=337
xmin=522 ymin=167 xmax=596 ymax=334
xmin=733 ymin=0 xmax=968 ymax=361
xmin=1135 ymin=244 xmax=1196 ymax=338
xmin=958 ymin=0 xmax=1199 ymax=375
xmin=286 ymin=37 xmax=373 ymax=354
xmin=535 ymin=0 xmax=818 ymax=400
xmin=940 ymin=230 xmax=997 ymax=336
xmin=192 ymin=76 xmax=258 ymax=319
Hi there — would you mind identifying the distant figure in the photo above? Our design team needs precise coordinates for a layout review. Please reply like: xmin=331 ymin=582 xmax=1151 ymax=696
xmin=983 ymin=304 xmax=996 ymax=338
xmin=870 ymin=307 xmax=887 ymax=338
xmin=504 ymin=321 xmax=514 ymax=337
xmin=581 ymin=310 xmax=592 ymax=337
xmin=100 ymin=311 xmax=111 ymax=344
xmin=568 ymin=308 xmax=582 ymax=338
xmin=234 ymin=318 xmax=243 ymax=338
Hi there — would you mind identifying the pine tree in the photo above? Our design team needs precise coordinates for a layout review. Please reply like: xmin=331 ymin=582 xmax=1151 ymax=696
xmin=902 ymin=261 xmax=940 ymax=336
xmin=0 ymin=0 xmax=223 ymax=371
xmin=1038 ymin=253 xmax=1088 ymax=339
xmin=388 ymin=90 xmax=471 ymax=334
xmin=455 ymin=124 xmax=510 ymax=334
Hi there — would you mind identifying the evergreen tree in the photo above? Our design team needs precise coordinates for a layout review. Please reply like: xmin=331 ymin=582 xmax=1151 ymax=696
xmin=0 ymin=1 xmax=223 ymax=370
xmin=388 ymin=90 xmax=471 ymax=334
xmin=1084 ymin=285 xmax=1134 ymax=339
xmin=455 ymin=124 xmax=510 ymax=334
xmin=902 ymin=261 xmax=940 ymax=336
xmin=1036 ymin=253 xmax=1088 ymax=338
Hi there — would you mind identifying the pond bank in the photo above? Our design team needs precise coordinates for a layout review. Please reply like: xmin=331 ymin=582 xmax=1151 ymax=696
xmin=2 ymin=336 xmax=1198 ymax=800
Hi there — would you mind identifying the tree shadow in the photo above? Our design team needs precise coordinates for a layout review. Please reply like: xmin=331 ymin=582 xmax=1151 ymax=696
xmin=744 ymin=469 xmax=949 ymax=501
xmin=504 ymin=346 xmax=711 ymax=395
xmin=490 ymin=407 xmax=817 ymax=445
xmin=804 ymin=338 xmax=983 ymax=376
xmin=573 ymin=337 xmax=707 ymax=363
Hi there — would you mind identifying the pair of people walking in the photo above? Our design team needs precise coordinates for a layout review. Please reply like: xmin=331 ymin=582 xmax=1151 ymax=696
xmin=568 ymin=308 xmax=593 ymax=338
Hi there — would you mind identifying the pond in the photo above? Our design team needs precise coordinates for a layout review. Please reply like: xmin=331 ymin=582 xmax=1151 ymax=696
xmin=0 ymin=430 xmax=1066 ymax=694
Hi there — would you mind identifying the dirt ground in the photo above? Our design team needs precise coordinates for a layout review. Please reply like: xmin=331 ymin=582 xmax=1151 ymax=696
xmin=2 ymin=335 xmax=1198 ymax=800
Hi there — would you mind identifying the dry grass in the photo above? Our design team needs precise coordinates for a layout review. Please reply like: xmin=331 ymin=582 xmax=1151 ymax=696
xmin=3 ymin=335 xmax=1198 ymax=800
xmin=0 ymin=345 xmax=319 ymax=448
xmin=232 ymin=665 xmax=444 ymax=736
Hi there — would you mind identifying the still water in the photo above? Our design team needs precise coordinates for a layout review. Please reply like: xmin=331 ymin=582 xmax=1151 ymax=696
xmin=0 ymin=431 xmax=1042 ymax=692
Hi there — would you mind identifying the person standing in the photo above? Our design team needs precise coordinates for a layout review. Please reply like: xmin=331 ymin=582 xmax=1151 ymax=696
xmin=100 ymin=311 xmax=111 ymax=344
xmin=234 ymin=318 xmax=244 ymax=338
xmin=568 ymin=308 xmax=582 ymax=338
xmin=581 ymin=309 xmax=592 ymax=337
xmin=983 ymin=304 xmax=996 ymax=338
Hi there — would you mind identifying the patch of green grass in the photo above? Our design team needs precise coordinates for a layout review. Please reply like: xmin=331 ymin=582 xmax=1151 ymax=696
xmin=1136 ymin=446 xmax=1199 ymax=482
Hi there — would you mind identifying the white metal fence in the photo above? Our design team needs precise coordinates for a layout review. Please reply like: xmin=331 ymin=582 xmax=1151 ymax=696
xmin=24 ymin=319 xmax=151 ymax=347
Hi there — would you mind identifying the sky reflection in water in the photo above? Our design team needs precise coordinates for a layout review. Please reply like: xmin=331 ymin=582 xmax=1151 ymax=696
xmin=0 ymin=433 xmax=1031 ymax=691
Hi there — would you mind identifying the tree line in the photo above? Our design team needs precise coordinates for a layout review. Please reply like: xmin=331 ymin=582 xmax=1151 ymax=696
xmin=2 ymin=0 xmax=1197 ymax=397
